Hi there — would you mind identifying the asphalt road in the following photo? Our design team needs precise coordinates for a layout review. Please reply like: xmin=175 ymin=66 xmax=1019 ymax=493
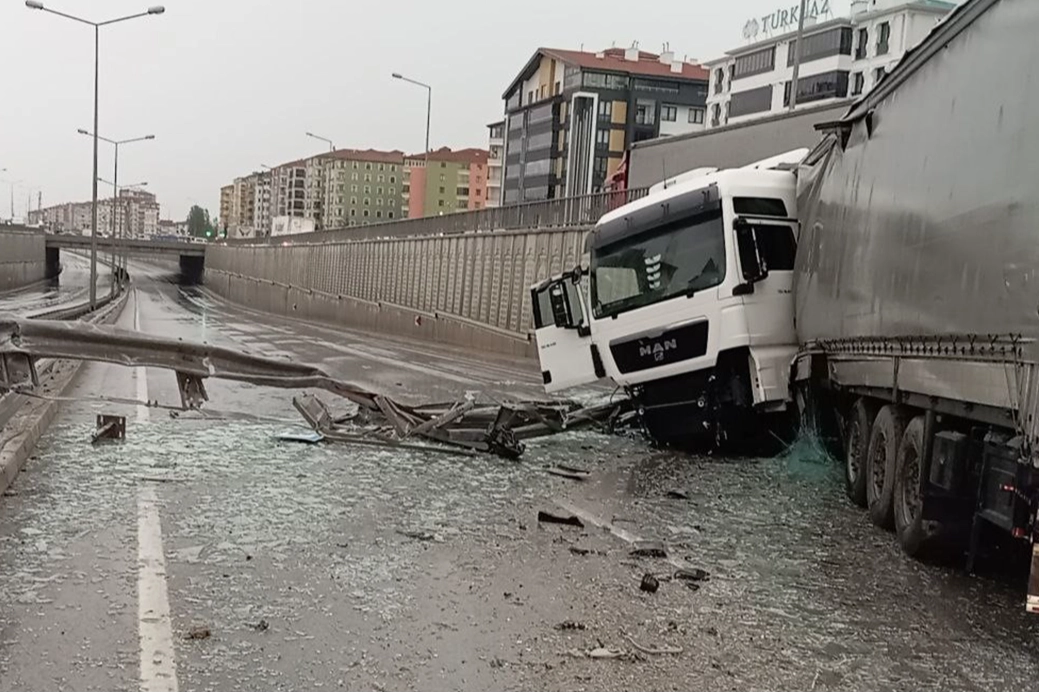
xmin=0 ymin=252 xmax=115 ymax=318
xmin=0 ymin=261 xmax=1037 ymax=691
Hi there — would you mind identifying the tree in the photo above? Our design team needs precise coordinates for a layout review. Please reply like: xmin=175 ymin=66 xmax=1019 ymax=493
xmin=186 ymin=205 xmax=213 ymax=239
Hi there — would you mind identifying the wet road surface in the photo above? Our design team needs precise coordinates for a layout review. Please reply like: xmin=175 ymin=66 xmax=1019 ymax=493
xmin=0 ymin=252 xmax=115 ymax=317
xmin=0 ymin=262 xmax=1037 ymax=690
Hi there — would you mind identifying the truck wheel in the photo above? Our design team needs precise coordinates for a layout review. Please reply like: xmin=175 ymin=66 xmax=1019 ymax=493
xmin=894 ymin=416 xmax=931 ymax=556
xmin=866 ymin=405 xmax=907 ymax=529
xmin=844 ymin=399 xmax=876 ymax=508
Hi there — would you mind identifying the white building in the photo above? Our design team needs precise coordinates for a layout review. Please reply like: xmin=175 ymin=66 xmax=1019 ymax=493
xmin=704 ymin=0 xmax=957 ymax=128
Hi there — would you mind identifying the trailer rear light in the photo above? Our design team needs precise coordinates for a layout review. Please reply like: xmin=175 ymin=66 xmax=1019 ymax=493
xmin=1012 ymin=527 xmax=1027 ymax=539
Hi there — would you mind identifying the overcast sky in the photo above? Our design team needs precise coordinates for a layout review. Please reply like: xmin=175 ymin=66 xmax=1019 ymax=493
xmin=0 ymin=0 xmax=853 ymax=220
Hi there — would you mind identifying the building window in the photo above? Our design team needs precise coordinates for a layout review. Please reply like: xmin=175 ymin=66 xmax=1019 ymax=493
xmin=714 ymin=67 xmax=724 ymax=93
xmin=376 ymin=210 xmax=382 ymax=218
xmin=711 ymin=103 xmax=721 ymax=127
xmin=784 ymin=70 xmax=850 ymax=106
xmin=389 ymin=211 xmax=394 ymax=219
xmin=728 ymin=85 xmax=773 ymax=118
xmin=377 ymin=186 xmax=384 ymax=195
xmin=661 ymin=105 xmax=678 ymax=122
xmin=597 ymin=100 xmax=612 ymax=120
xmin=363 ymin=209 xmax=369 ymax=217
xmin=350 ymin=208 xmax=356 ymax=217
xmin=438 ymin=199 xmax=445 ymax=207
xmin=351 ymin=173 xmax=358 ymax=181
xmin=688 ymin=107 xmax=705 ymax=124
xmin=593 ymin=156 xmax=607 ymax=181
xmin=390 ymin=176 xmax=396 ymax=184
xmin=378 ymin=164 xmax=384 ymax=171
xmin=634 ymin=99 xmax=655 ymax=125
xmin=351 ymin=197 xmax=357 ymax=204
xmin=877 ymin=22 xmax=890 ymax=55
xmin=440 ymin=162 xmax=446 ymax=168
xmin=364 ymin=173 xmax=371 ymax=182
xmin=377 ymin=198 xmax=383 ymax=206
xmin=856 ymin=27 xmax=869 ymax=59
xmin=456 ymin=187 xmax=470 ymax=196
xmin=733 ymin=46 xmax=775 ymax=79
xmin=851 ymin=71 xmax=864 ymax=96
xmin=596 ymin=128 xmax=610 ymax=147
xmin=788 ymin=27 xmax=853 ymax=68
xmin=439 ymin=174 xmax=445 ymax=182
xmin=364 ymin=185 xmax=371 ymax=194
xmin=873 ymin=66 xmax=887 ymax=84
xmin=364 ymin=198 xmax=370 ymax=206
xmin=365 ymin=163 xmax=372 ymax=170
xmin=390 ymin=165 xmax=396 ymax=172
xmin=402 ymin=184 xmax=410 ymax=193
xmin=377 ymin=174 xmax=384 ymax=183
xmin=439 ymin=186 xmax=445 ymax=193
xmin=351 ymin=184 xmax=357 ymax=192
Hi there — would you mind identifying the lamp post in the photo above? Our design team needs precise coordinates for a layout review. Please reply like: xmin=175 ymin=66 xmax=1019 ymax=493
xmin=788 ymin=0 xmax=810 ymax=111
xmin=391 ymin=73 xmax=432 ymax=164
xmin=25 ymin=0 xmax=164 ymax=308
xmin=305 ymin=132 xmax=335 ymax=152
xmin=79 ymin=129 xmax=154 ymax=287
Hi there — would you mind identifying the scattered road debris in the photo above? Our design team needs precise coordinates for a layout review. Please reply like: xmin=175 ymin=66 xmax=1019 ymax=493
xmin=568 ymin=546 xmax=591 ymax=556
xmin=640 ymin=573 xmax=660 ymax=593
xmin=623 ymin=633 xmax=683 ymax=655
xmin=544 ymin=464 xmax=591 ymax=481
xmin=396 ymin=528 xmax=443 ymax=542
xmin=0 ymin=314 xmax=632 ymax=459
xmin=250 ymin=619 xmax=269 ymax=632
xmin=185 ymin=626 xmax=211 ymax=640
xmin=91 ymin=414 xmax=125 ymax=443
xmin=554 ymin=620 xmax=586 ymax=631
xmin=588 ymin=647 xmax=627 ymax=659
xmin=674 ymin=567 xmax=710 ymax=583
xmin=537 ymin=510 xmax=585 ymax=528
xmin=275 ymin=430 xmax=325 ymax=444
xmin=666 ymin=489 xmax=690 ymax=499
xmin=630 ymin=540 xmax=668 ymax=558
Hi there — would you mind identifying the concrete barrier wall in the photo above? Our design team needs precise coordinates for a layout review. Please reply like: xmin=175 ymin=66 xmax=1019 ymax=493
xmin=0 ymin=230 xmax=46 ymax=291
xmin=206 ymin=227 xmax=590 ymax=358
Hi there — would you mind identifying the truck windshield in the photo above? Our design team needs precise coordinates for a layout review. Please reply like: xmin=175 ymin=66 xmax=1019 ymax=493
xmin=591 ymin=209 xmax=726 ymax=319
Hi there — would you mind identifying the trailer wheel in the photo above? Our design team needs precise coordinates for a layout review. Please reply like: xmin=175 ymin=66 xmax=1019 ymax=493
xmin=866 ymin=405 xmax=907 ymax=529
xmin=844 ymin=398 xmax=876 ymax=508
xmin=894 ymin=416 xmax=931 ymax=556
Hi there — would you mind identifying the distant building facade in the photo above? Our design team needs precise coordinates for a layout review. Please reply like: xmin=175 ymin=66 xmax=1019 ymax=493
xmin=28 ymin=187 xmax=159 ymax=238
xmin=486 ymin=121 xmax=505 ymax=207
xmin=404 ymin=147 xmax=489 ymax=218
xmin=500 ymin=45 xmax=709 ymax=203
xmin=703 ymin=0 xmax=956 ymax=128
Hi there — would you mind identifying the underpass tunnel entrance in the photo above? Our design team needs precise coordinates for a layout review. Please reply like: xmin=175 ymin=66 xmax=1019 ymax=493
xmin=179 ymin=255 xmax=205 ymax=285
xmin=46 ymin=247 xmax=61 ymax=279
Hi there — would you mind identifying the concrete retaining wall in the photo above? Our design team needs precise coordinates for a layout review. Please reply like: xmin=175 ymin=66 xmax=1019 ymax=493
xmin=0 ymin=230 xmax=46 ymax=291
xmin=205 ymin=227 xmax=590 ymax=358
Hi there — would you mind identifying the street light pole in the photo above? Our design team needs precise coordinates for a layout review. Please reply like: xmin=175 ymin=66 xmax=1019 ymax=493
xmin=79 ymin=129 xmax=155 ymax=289
xmin=25 ymin=1 xmax=165 ymax=309
xmin=391 ymin=73 xmax=432 ymax=165
xmin=789 ymin=0 xmax=809 ymax=111
xmin=305 ymin=132 xmax=335 ymax=152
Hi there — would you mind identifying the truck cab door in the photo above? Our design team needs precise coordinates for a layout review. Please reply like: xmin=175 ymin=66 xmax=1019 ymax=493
xmin=530 ymin=272 xmax=605 ymax=393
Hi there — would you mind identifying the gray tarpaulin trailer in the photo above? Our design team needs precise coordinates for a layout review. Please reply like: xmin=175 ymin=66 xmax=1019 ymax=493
xmin=790 ymin=0 xmax=1039 ymax=612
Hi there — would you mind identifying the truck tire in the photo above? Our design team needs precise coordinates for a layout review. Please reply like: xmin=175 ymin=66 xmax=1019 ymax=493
xmin=866 ymin=405 xmax=907 ymax=530
xmin=894 ymin=416 xmax=930 ymax=556
xmin=844 ymin=398 xmax=876 ymax=508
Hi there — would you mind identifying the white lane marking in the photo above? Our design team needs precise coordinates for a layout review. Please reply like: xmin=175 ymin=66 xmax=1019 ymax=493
xmin=138 ymin=484 xmax=179 ymax=692
xmin=135 ymin=288 xmax=178 ymax=691
xmin=134 ymin=291 xmax=150 ymax=423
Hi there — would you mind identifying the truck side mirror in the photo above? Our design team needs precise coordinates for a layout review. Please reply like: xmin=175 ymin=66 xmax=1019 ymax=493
xmin=735 ymin=218 xmax=769 ymax=285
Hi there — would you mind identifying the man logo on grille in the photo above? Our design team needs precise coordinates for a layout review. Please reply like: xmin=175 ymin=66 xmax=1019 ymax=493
xmin=640 ymin=338 xmax=677 ymax=362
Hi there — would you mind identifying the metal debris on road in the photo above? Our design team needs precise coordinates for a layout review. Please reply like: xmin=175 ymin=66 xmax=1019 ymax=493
xmin=554 ymin=620 xmax=587 ymax=631
xmin=674 ymin=567 xmax=710 ymax=583
xmin=185 ymin=626 xmax=211 ymax=640
xmin=537 ymin=510 xmax=585 ymax=528
xmin=639 ymin=573 xmax=660 ymax=593
xmin=623 ymin=633 xmax=683 ymax=655
xmin=274 ymin=430 xmax=325 ymax=444
xmin=630 ymin=540 xmax=668 ymax=558
xmin=90 ymin=414 xmax=125 ymax=443
xmin=544 ymin=464 xmax=591 ymax=481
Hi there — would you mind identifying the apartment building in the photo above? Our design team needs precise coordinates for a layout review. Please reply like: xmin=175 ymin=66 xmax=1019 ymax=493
xmin=268 ymin=159 xmax=307 ymax=228
xmin=403 ymin=147 xmax=489 ymax=218
xmin=487 ymin=121 xmax=505 ymax=207
xmin=219 ymin=184 xmax=235 ymax=233
xmin=29 ymin=189 xmax=159 ymax=238
xmin=320 ymin=149 xmax=405 ymax=228
xmin=500 ymin=45 xmax=709 ymax=203
xmin=703 ymin=0 xmax=956 ymax=127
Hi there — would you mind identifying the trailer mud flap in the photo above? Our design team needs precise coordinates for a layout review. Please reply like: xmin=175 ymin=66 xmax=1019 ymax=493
xmin=1022 ymin=536 xmax=1039 ymax=615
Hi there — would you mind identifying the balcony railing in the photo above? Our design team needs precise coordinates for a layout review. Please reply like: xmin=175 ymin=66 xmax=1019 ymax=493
xmin=232 ymin=187 xmax=649 ymax=244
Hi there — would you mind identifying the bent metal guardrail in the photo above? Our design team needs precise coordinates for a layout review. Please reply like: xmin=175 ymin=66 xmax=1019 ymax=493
xmin=228 ymin=187 xmax=650 ymax=245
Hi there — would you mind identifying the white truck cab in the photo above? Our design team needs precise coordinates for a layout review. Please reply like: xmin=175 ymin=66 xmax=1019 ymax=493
xmin=530 ymin=151 xmax=805 ymax=444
